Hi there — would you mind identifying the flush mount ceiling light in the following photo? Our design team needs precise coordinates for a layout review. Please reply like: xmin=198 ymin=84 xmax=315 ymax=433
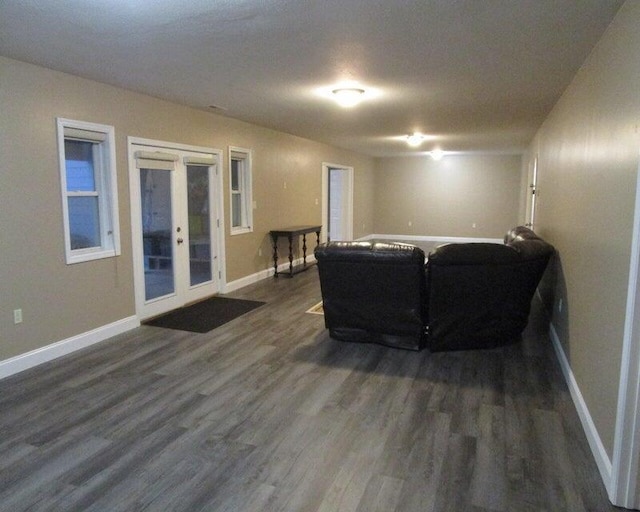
xmin=406 ymin=132 xmax=426 ymax=147
xmin=430 ymin=149 xmax=445 ymax=160
xmin=315 ymin=83 xmax=381 ymax=108
xmin=331 ymin=87 xmax=366 ymax=108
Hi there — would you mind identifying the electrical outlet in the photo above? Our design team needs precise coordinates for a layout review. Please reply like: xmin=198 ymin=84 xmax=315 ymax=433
xmin=472 ymin=223 xmax=477 ymax=228
xmin=13 ymin=309 xmax=22 ymax=324
xmin=258 ymin=247 xmax=262 ymax=257
xmin=408 ymin=221 xmax=412 ymax=227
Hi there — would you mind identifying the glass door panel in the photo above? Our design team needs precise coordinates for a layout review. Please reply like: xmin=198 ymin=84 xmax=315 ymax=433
xmin=140 ymin=168 xmax=175 ymax=301
xmin=131 ymin=142 xmax=221 ymax=321
xmin=186 ymin=164 xmax=212 ymax=286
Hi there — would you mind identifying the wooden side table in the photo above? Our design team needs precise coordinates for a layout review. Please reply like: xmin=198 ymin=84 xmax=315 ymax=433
xmin=269 ymin=225 xmax=322 ymax=277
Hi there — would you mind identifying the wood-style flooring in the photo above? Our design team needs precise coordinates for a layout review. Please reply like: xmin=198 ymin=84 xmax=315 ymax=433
xmin=0 ymin=269 xmax=619 ymax=511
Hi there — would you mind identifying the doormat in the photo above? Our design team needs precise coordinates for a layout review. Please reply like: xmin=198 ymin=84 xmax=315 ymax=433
xmin=306 ymin=301 xmax=324 ymax=315
xmin=145 ymin=296 xmax=265 ymax=333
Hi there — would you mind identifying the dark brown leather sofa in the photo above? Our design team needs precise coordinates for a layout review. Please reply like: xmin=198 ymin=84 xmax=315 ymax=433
xmin=314 ymin=226 xmax=554 ymax=351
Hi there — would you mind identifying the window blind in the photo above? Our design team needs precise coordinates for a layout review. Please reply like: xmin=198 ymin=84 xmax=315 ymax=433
xmin=63 ymin=127 xmax=107 ymax=142
xmin=134 ymin=150 xmax=179 ymax=171
xmin=184 ymin=155 xmax=216 ymax=166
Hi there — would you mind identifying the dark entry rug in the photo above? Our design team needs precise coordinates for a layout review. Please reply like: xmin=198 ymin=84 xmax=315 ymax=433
xmin=145 ymin=296 xmax=265 ymax=333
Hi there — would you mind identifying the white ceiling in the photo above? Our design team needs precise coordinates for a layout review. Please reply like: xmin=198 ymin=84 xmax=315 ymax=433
xmin=0 ymin=0 xmax=624 ymax=157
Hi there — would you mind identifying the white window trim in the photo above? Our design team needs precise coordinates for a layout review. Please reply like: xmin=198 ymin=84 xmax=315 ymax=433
xmin=229 ymin=146 xmax=253 ymax=235
xmin=57 ymin=118 xmax=121 ymax=264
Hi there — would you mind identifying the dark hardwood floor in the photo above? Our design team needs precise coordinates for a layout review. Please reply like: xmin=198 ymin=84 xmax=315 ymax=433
xmin=0 ymin=269 xmax=619 ymax=511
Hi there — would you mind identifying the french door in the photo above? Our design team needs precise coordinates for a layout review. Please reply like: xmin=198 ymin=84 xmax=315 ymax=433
xmin=129 ymin=139 xmax=224 ymax=320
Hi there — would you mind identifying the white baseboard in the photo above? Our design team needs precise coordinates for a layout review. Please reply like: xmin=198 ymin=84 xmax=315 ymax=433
xmin=360 ymin=233 xmax=503 ymax=244
xmin=548 ymin=322 xmax=613 ymax=492
xmin=0 ymin=255 xmax=317 ymax=379
xmin=224 ymin=255 xmax=317 ymax=293
xmin=0 ymin=315 xmax=139 ymax=380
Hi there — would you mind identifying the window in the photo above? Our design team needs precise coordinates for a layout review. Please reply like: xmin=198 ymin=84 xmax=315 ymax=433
xmin=57 ymin=118 xmax=120 ymax=264
xmin=229 ymin=146 xmax=253 ymax=234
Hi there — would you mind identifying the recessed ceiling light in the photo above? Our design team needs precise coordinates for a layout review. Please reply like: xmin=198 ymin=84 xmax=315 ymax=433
xmin=331 ymin=88 xmax=366 ymax=108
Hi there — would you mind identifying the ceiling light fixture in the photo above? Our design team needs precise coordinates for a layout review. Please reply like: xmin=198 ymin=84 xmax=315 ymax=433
xmin=430 ymin=149 xmax=445 ymax=161
xmin=406 ymin=132 xmax=426 ymax=147
xmin=331 ymin=87 xmax=366 ymax=108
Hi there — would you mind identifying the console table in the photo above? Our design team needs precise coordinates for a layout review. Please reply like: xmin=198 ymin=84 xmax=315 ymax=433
xmin=269 ymin=225 xmax=321 ymax=277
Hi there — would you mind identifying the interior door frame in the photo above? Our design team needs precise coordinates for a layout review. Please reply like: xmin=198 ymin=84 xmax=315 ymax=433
xmin=321 ymin=162 xmax=354 ymax=242
xmin=611 ymin=158 xmax=640 ymax=508
xmin=525 ymin=154 xmax=538 ymax=229
xmin=127 ymin=136 xmax=226 ymax=321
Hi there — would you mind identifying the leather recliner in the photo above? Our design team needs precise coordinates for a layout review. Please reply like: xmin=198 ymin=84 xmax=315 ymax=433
xmin=313 ymin=241 xmax=428 ymax=350
xmin=314 ymin=226 xmax=554 ymax=351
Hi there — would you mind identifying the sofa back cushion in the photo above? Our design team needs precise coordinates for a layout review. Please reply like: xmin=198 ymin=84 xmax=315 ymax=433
xmin=314 ymin=241 xmax=428 ymax=348
xmin=426 ymin=236 xmax=554 ymax=351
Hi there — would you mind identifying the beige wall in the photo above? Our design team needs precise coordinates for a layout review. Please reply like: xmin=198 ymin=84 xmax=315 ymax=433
xmin=0 ymin=56 xmax=375 ymax=361
xmin=373 ymin=154 xmax=523 ymax=238
xmin=3 ymin=2 xmax=639 ymax=481
xmin=528 ymin=0 xmax=640 ymax=458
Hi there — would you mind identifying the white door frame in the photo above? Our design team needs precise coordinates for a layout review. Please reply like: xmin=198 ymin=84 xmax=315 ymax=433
xmin=611 ymin=159 xmax=640 ymax=508
xmin=525 ymin=154 xmax=538 ymax=229
xmin=321 ymin=162 xmax=354 ymax=242
xmin=127 ymin=136 xmax=226 ymax=320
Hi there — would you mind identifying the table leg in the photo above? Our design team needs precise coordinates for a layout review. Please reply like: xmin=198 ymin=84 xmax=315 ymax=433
xmin=302 ymin=233 xmax=307 ymax=268
xmin=271 ymin=234 xmax=279 ymax=277
xmin=288 ymin=234 xmax=294 ymax=276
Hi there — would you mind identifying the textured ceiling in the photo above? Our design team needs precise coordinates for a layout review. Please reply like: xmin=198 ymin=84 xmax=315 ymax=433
xmin=0 ymin=0 xmax=625 ymax=157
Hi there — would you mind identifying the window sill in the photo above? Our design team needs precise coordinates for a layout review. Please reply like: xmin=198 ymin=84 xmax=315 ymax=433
xmin=231 ymin=227 xmax=253 ymax=236
xmin=66 ymin=248 xmax=120 ymax=265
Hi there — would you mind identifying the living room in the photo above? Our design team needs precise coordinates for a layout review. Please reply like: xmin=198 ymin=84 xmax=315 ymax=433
xmin=2 ymin=1 xmax=640 ymax=509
